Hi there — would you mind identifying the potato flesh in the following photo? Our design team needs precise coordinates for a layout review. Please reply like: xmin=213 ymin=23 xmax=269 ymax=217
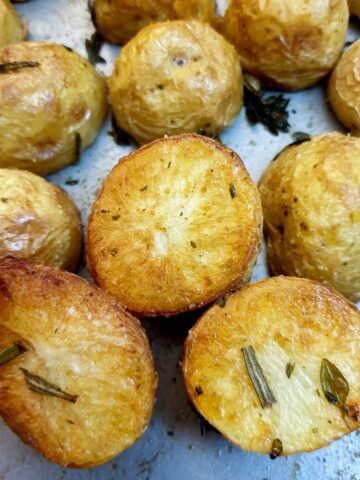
xmin=0 ymin=0 xmax=25 ymax=47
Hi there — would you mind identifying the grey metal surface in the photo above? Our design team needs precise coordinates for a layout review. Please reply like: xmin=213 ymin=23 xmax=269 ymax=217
xmin=1 ymin=1 xmax=359 ymax=479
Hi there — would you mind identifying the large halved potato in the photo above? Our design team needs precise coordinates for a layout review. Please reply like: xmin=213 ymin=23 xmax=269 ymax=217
xmin=109 ymin=20 xmax=243 ymax=145
xmin=87 ymin=134 xmax=262 ymax=317
xmin=259 ymin=132 xmax=360 ymax=302
xmin=224 ymin=0 xmax=349 ymax=90
xmin=0 ymin=258 xmax=157 ymax=468
xmin=0 ymin=42 xmax=107 ymax=175
xmin=183 ymin=276 xmax=360 ymax=456
xmin=0 ymin=0 xmax=25 ymax=47
xmin=0 ymin=169 xmax=82 ymax=271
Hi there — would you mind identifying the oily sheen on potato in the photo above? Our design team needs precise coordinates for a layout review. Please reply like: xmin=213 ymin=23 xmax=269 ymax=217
xmin=109 ymin=20 xmax=243 ymax=145
xmin=0 ymin=169 xmax=82 ymax=271
xmin=259 ymin=132 xmax=360 ymax=302
xmin=224 ymin=0 xmax=349 ymax=90
xmin=183 ymin=276 xmax=360 ymax=456
xmin=0 ymin=42 xmax=107 ymax=175
xmin=87 ymin=134 xmax=262 ymax=317
xmin=0 ymin=259 xmax=157 ymax=468
xmin=0 ymin=0 xmax=25 ymax=47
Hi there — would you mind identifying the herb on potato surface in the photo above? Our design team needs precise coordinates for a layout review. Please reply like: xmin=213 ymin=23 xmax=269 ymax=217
xmin=0 ymin=61 xmax=40 ymax=74
xmin=229 ymin=184 xmax=236 ymax=199
xmin=195 ymin=385 xmax=204 ymax=396
xmin=71 ymin=133 xmax=82 ymax=165
xmin=21 ymin=368 xmax=78 ymax=403
xmin=320 ymin=358 xmax=349 ymax=408
xmin=270 ymin=438 xmax=283 ymax=459
xmin=85 ymin=32 xmax=105 ymax=64
xmin=0 ymin=343 xmax=25 ymax=366
xmin=286 ymin=359 xmax=296 ymax=378
xmin=65 ymin=178 xmax=79 ymax=186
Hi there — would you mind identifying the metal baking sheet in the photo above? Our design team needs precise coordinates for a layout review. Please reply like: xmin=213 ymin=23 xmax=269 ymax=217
xmin=1 ymin=1 xmax=359 ymax=479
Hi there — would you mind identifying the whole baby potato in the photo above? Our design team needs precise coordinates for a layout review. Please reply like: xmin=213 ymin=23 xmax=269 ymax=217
xmin=328 ymin=40 xmax=360 ymax=135
xmin=259 ymin=133 xmax=360 ymax=302
xmin=224 ymin=0 xmax=349 ymax=90
xmin=348 ymin=0 xmax=360 ymax=16
xmin=0 ymin=169 xmax=82 ymax=271
xmin=0 ymin=42 xmax=107 ymax=175
xmin=0 ymin=0 xmax=25 ymax=47
xmin=109 ymin=20 xmax=243 ymax=145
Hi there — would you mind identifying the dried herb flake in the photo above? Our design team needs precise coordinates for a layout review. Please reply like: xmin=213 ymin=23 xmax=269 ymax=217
xmin=0 ymin=343 xmax=25 ymax=366
xmin=286 ymin=359 xmax=296 ymax=379
xmin=0 ymin=61 xmax=40 ymax=74
xmin=270 ymin=438 xmax=283 ymax=459
xmin=21 ymin=368 xmax=77 ymax=403
xmin=85 ymin=32 xmax=105 ymax=64
xmin=320 ymin=358 xmax=349 ymax=408
xmin=229 ymin=184 xmax=236 ymax=199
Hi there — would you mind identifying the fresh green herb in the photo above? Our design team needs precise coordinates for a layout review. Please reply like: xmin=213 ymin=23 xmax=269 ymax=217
xmin=286 ymin=359 xmax=296 ymax=379
xmin=0 ymin=61 xmax=40 ymax=74
xmin=65 ymin=178 xmax=79 ymax=186
xmin=85 ymin=32 xmax=105 ymax=64
xmin=229 ymin=184 xmax=236 ymax=199
xmin=195 ymin=385 xmax=204 ymax=396
xmin=108 ymin=114 xmax=135 ymax=146
xmin=140 ymin=186 xmax=148 ymax=192
xmin=270 ymin=438 xmax=283 ymax=459
xmin=242 ymin=345 xmax=277 ymax=408
xmin=190 ymin=241 xmax=197 ymax=249
xmin=320 ymin=358 xmax=349 ymax=408
xmin=21 ymin=368 xmax=77 ymax=403
xmin=0 ymin=343 xmax=25 ymax=366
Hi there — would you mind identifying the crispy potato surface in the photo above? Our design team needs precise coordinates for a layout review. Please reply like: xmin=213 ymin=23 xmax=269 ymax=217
xmin=183 ymin=276 xmax=360 ymax=456
xmin=87 ymin=134 xmax=262 ymax=317
xmin=224 ymin=0 xmax=349 ymax=90
xmin=0 ymin=169 xmax=81 ymax=270
xmin=0 ymin=42 xmax=107 ymax=175
xmin=0 ymin=0 xmax=25 ymax=47
xmin=259 ymin=133 xmax=360 ymax=302
xmin=109 ymin=20 xmax=243 ymax=145
xmin=0 ymin=259 xmax=157 ymax=467
xmin=348 ymin=0 xmax=360 ymax=16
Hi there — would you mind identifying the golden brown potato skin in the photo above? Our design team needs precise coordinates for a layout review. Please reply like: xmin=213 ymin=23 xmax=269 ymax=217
xmin=0 ymin=42 xmax=107 ymax=175
xmin=183 ymin=276 xmax=360 ymax=455
xmin=224 ymin=0 xmax=349 ymax=90
xmin=0 ymin=0 xmax=25 ymax=47
xmin=259 ymin=133 xmax=360 ymax=302
xmin=87 ymin=134 xmax=262 ymax=317
xmin=0 ymin=258 xmax=157 ymax=468
xmin=0 ymin=169 xmax=81 ymax=270
xmin=348 ymin=0 xmax=360 ymax=16
xmin=109 ymin=20 xmax=243 ymax=145
xmin=328 ymin=40 xmax=360 ymax=135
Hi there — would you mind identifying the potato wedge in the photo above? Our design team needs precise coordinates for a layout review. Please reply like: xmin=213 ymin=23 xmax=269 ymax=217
xmin=0 ymin=258 xmax=157 ymax=467
xmin=87 ymin=134 xmax=262 ymax=317
xmin=0 ymin=0 xmax=25 ymax=47
xmin=183 ymin=276 xmax=360 ymax=456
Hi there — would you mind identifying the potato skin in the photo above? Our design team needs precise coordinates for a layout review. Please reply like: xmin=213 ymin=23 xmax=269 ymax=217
xmin=224 ymin=0 xmax=349 ymax=90
xmin=259 ymin=133 xmax=360 ymax=302
xmin=183 ymin=276 xmax=360 ymax=456
xmin=348 ymin=0 xmax=360 ymax=16
xmin=0 ymin=258 xmax=157 ymax=468
xmin=0 ymin=0 xmax=25 ymax=47
xmin=0 ymin=169 xmax=81 ymax=270
xmin=109 ymin=20 xmax=243 ymax=145
xmin=0 ymin=42 xmax=107 ymax=175
xmin=328 ymin=40 xmax=360 ymax=135
xmin=87 ymin=134 xmax=262 ymax=317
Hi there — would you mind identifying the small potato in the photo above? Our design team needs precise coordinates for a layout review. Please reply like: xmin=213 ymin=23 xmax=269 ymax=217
xmin=0 ymin=258 xmax=157 ymax=467
xmin=87 ymin=134 xmax=262 ymax=317
xmin=0 ymin=169 xmax=81 ymax=271
xmin=0 ymin=0 xmax=25 ymax=47
xmin=328 ymin=40 xmax=360 ymax=135
xmin=348 ymin=0 xmax=360 ymax=16
xmin=259 ymin=133 xmax=360 ymax=302
xmin=224 ymin=0 xmax=349 ymax=90
xmin=109 ymin=20 xmax=243 ymax=145
xmin=0 ymin=42 xmax=107 ymax=175
xmin=183 ymin=276 xmax=360 ymax=456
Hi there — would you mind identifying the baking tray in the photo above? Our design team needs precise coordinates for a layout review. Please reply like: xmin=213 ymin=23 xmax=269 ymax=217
xmin=1 ymin=1 xmax=359 ymax=479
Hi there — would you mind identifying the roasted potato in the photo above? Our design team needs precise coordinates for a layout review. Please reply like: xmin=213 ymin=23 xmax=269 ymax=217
xmin=224 ymin=0 xmax=349 ymax=90
xmin=0 ymin=0 xmax=25 ymax=47
xmin=0 ymin=169 xmax=81 ymax=270
xmin=328 ymin=40 xmax=360 ymax=135
xmin=0 ymin=258 xmax=157 ymax=467
xmin=109 ymin=20 xmax=243 ymax=145
xmin=0 ymin=42 xmax=107 ymax=175
xmin=183 ymin=276 xmax=360 ymax=456
xmin=173 ymin=0 xmax=227 ymax=30
xmin=87 ymin=134 xmax=263 ymax=317
xmin=259 ymin=133 xmax=360 ymax=302
xmin=348 ymin=0 xmax=360 ymax=16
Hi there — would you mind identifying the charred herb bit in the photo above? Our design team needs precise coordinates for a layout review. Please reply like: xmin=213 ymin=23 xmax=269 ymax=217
xmin=286 ymin=359 xmax=296 ymax=379
xmin=85 ymin=32 xmax=105 ymax=65
xmin=0 ymin=61 xmax=40 ymax=74
xmin=62 ymin=45 xmax=74 ymax=53
xmin=21 ymin=368 xmax=77 ymax=403
xmin=270 ymin=438 xmax=283 ymax=460
xmin=65 ymin=177 xmax=79 ymax=186
xmin=1 ymin=197 xmax=8 ymax=203
xmin=108 ymin=114 xmax=135 ymax=146
xmin=291 ymin=131 xmax=311 ymax=145
xmin=195 ymin=385 xmax=204 ymax=396
xmin=112 ymin=215 xmax=120 ymax=221
xmin=71 ymin=133 xmax=82 ymax=165
xmin=140 ymin=185 xmax=148 ymax=192
xmin=229 ymin=184 xmax=236 ymax=199
xmin=320 ymin=358 xmax=349 ymax=408
xmin=0 ymin=343 xmax=25 ymax=366
xmin=190 ymin=241 xmax=197 ymax=249
xmin=110 ymin=248 xmax=118 ymax=257
xmin=242 ymin=345 xmax=277 ymax=408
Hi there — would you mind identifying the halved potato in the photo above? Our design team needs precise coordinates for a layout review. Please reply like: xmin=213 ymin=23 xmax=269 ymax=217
xmin=183 ymin=276 xmax=360 ymax=456
xmin=0 ymin=258 xmax=157 ymax=468
xmin=348 ymin=0 xmax=360 ymax=17
xmin=0 ymin=169 xmax=82 ymax=271
xmin=87 ymin=134 xmax=262 ymax=317
xmin=0 ymin=0 xmax=25 ymax=47
xmin=0 ymin=42 xmax=107 ymax=175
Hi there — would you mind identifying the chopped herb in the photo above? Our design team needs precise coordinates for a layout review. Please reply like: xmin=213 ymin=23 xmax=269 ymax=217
xmin=242 ymin=345 xmax=277 ymax=408
xmin=217 ymin=294 xmax=229 ymax=308
xmin=292 ymin=131 xmax=311 ymax=144
xmin=270 ymin=438 xmax=283 ymax=459
xmin=0 ymin=61 xmax=40 ymax=74
xmin=1 ymin=197 xmax=8 ymax=203
xmin=65 ymin=178 xmax=79 ymax=186
xmin=195 ymin=385 xmax=204 ymax=396
xmin=110 ymin=248 xmax=118 ymax=257
xmin=229 ymin=184 xmax=236 ymax=199
xmin=100 ymin=209 xmax=109 ymax=214
xmin=167 ymin=161 xmax=171 ymax=168
xmin=85 ymin=32 xmax=105 ymax=64
xmin=71 ymin=133 xmax=82 ymax=165
xmin=108 ymin=114 xmax=135 ymax=146
xmin=190 ymin=241 xmax=197 ymax=249
xmin=0 ymin=343 xmax=25 ymax=366
xmin=21 ymin=368 xmax=77 ymax=403
xmin=312 ymin=427 xmax=318 ymax=433
xmin=320 ymin=358 xmax=349 ymax=409
xmin=66 ymin=419 xmax=75 ymax=424
xmin=286 ymin=359 xmax=296 ymax=379
xmin=62 ymin=45 xmax=73 ymax=52
xmin=140 ymin=185 xmax=148 ymax=192
xmin=112 ymin=215 xmax=120 ymax=221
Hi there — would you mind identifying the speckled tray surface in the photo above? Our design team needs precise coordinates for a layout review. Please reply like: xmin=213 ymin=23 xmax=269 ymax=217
xmin=1 ymin=2 xmax=360 ymax=479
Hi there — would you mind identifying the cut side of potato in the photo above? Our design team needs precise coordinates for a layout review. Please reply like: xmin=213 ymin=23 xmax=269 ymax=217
xmin=0 ymin=0 xmax=25 ymax=48
xmin=183 ymin=276 xmax=360 ymax=456
xmin=87 ymin=134 xmax=262 ymax=317
xmin=0 ymin=258 xmax=157 ymax=468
